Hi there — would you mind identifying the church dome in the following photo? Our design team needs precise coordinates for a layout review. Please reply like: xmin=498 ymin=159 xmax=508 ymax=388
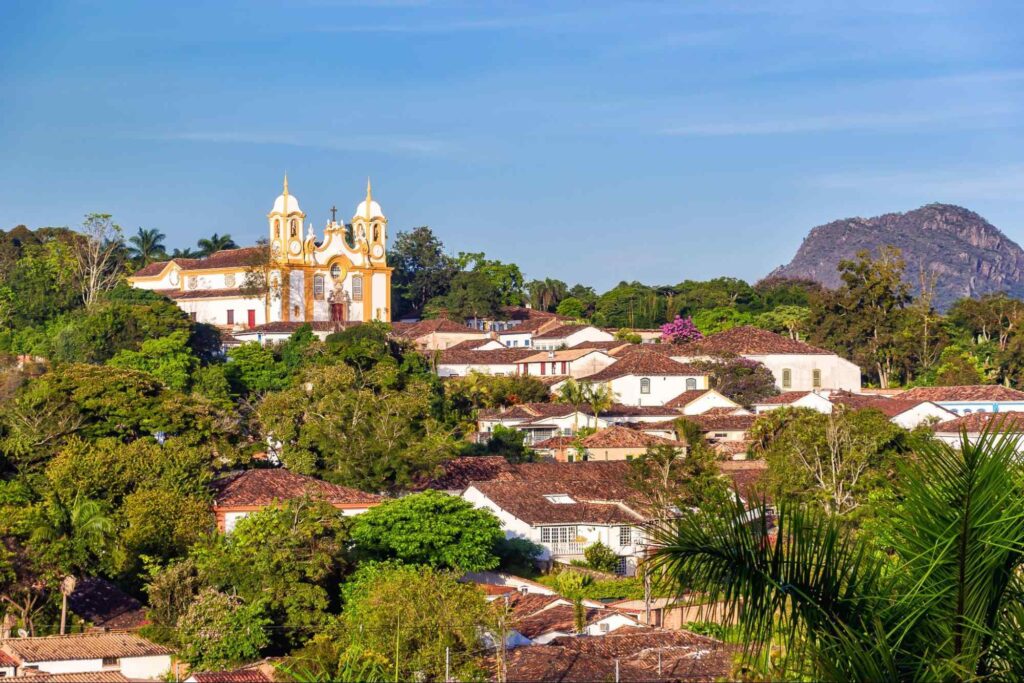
xmin=272 ymin=192 xmax=302 ymax=215
xmin=354 ymin=199 xmax=384 ymax=220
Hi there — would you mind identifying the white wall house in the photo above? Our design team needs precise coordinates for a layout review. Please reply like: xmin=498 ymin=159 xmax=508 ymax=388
xmin=463 ymin=481 xmax=648 ymax=576
xmin=435 ymin=349 xmax=536 ymax=377
xmin=516 ymin=349 xmax=616 ymax=379
xmin=672 ymin=326 xmax=862 ymax=392
xmin=753 ymin=391 xmax=835 ymax=414
xmin=897 ymin=385 xmax=1024 ymax=416
xmin=581 ymin=352 xmax=710 ymax=407
xmin=1 ymin=634 xmax=172 ymax=680
xmin=532 ymin=325 xmax=615 ymax=351
xmin=665 ymin=388 xmax=743 ymax=415
xmin=932 ymin=412 xmax=1024 ymax=449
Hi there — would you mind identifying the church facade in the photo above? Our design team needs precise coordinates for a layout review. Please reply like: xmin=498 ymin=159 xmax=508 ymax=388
xmin=129 ymin=178 xmax=392 ymax=331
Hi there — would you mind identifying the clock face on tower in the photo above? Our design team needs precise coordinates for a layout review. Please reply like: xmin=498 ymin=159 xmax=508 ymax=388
xmin=371 ymin=244 xmax=384 ymax=260
xmin=289 ymin=240 xmax=302 ymax=256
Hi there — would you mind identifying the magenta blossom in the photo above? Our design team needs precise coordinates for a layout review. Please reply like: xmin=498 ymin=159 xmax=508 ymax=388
xmin=660 ymin=315 xmax=703 ymax=344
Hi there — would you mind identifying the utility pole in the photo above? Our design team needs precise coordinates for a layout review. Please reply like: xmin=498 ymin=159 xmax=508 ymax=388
xmin=445 ymin=646 xmax=450 ymax=683
xmin=615 ymin=658 xmax=620 ymax=683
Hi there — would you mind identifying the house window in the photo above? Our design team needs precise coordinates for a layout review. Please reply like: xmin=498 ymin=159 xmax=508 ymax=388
xmin=226 ymin=310 xmax=234 ymax=325
xmin=313 ymin=275 xmax=325 ymax=300
xmin=619 ymin=526 xmax=632 ymax=546
xmin=782 ymin=368 xmax=792 ymax=389
xmin=714 ymin=432 xmax=728 ymax=438
xmin=812 ymin=369 xmax=822 ymax=389
xmin=540 ymin=526 xmax=577 ymax=544
xmin=352 ymin=275 xmax=363 ymax=301
xmin=616 ymin=556 xmax=628 ymax=575
xmin=544 ymin=494 xmax=575 ymax=504
xmin=685 ymin=377 xmax=697 ymax=391
xmin=599 ymin=622 xmax=610 ymax=633
xmin=640 ymin=378 xmax=651 ymax=394
xmin=101 ymin=657 xmax=119 ymax=669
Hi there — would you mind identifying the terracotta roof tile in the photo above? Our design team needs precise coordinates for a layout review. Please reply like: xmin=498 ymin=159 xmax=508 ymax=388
xmin=898 ymin=385 xmax=1024 ymax=402
xmin=130 ymin=260 xmax=172 ymax=277
xmin=519 ymin=349 xmax=611 ymax=363
xmin=26 ymin=674 xmax=130 ymax=683
xmin=755 ymin=391 xmax=814 ymax=405
xmin=582 ymin=426 xmax=683 ymax=449
xmin=664 ymin=390 xmax=710 ymax=408
xmin=828 ymin=391 xmax=935 ymax=418
xmin=394 ymin=318 xmax=480 ymax=339
xmin=2 ymin=633 xmax=171 ymax=662
xmin=211 ymin=468 xmax=382 ymax=508
xmin=436 ymin=348 xmax=536 ymax=365
xmin=599 ymin=404 xmax=683 ymax=418
xmin=582 ymin=352 xmax=705 ymax=381
xmin=514 ymin=604 xmax=620 ymax=639
xmin=496 ymin=645 xmax=654 ymax=682
xmin=237 ymin=321 xmax=358 ymax=335
xmin=684 ymin=413 xmax=757 ymax=432
xmin=568 ymin=340 xmax=632 ymax=352
xmin=533 ymin=436 xmax=578 ymax=449
xmin=189 ymin=667 xmax=273 ymax=683
xmin=470 ymin=479 xmax=644 ymax=525
xmin=718 ymin=460 xmax=768 ymax=501
xmin=167 ymin=287 xmax=264 ymax=300
xmin=933 ymin=411 xmax=1024 ymax=433
xmin=416 ymin=456 xmax=513 ymax=491
xmin=677 ymin=326 xmax=832 ymax=356
xmin=533 ymin=324 xmax=600 ymax=341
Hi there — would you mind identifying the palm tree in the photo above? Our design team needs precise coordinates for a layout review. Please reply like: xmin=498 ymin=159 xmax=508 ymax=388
xmin=170 ymin=247 xmax=199 ymax=259
xmin=557 ymin=378 xmax=587 ymax=433
xmin=31 ymin=494 xmax=113 ymax=576
xmin=582 ymin=381 xmax=614 ymax=428
xmin=647 ymin=424 xmax=1024 ymax=681
xmin=196 ymin=233 xmax=238 ymax=256
xmin=126 ymin=227 xmax=166 ymax=266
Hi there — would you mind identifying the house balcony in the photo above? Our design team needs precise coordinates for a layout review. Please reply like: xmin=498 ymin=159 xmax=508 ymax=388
xmin=546 ymin=542 xmax=584 ymax=556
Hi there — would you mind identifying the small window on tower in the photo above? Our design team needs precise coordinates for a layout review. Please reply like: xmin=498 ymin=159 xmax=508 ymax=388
xmin=290 ymin=219 xmax=298 ymax=237
xmin=686 ymin=377 xmax=697 ymax=391
xmin=313 ymin=275 xmax=325 ymax=300
xmin=352 ymin=275 xmax=363 ymax=301
xmin=273 ymin=219 xmax=280 ymax=239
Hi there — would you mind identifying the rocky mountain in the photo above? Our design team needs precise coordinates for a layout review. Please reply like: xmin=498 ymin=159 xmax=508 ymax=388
xmin=767 ymin=204 xmax=1024 ymax=311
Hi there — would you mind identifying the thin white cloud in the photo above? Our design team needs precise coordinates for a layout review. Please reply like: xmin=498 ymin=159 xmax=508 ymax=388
xmin=809 ymin=166 xmax=1024 ymax=202
xmin=660 ymin=106 xmax=1015 ymax=136
xmin=139 ymin=131 xmax=446 ymax=155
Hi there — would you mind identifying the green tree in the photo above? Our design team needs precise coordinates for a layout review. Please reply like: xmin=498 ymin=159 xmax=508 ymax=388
xmin=226 ymin=342 xmax=288 ymax=395
xmin=458 ymin=252 xmax=525 ymax=306
xmin=555 ymin=296 xmax=586 ymax=319
xmin=695 ymin=356 xmax=778 ymax=407
xmin=126 ymin=228 xmax=167 ymax=266
xmin=257 ymin=364 xmax=456 ymax=490
xmin=390 ymin=227 xmax=459 ymax=318
xmin=754 ymin=305 xmax=810 ymax=340
xmin=649 ymin=425 xmax=1024 ymax=681
xmin=582 ymin=381 xmax=615 ymax=426
xmin=72 ymin=213 xmax=126 ymax=309
xmin=692 ymin=306 xmax=754 ymax=335
xmin=441 ymin=270 xmax=501 ymax=320
xmin=351 ymin=491 xmax=503 ymax=571
xmin=177 ymin=588 xmax=270 ymax=671
xmin=594 ymin=281 xmax=664 ymax=328
xmin=28 ymin=494 xmax=113 ymax=576
xmin=527 ymin=278 xmax=568 ymax=312
xmin=583 ymin=542 xmax=619 ymax=573
xmin=807 ymin=248 xmax=910 ymax=387
xmin=757 ymin=407 xmax=907 ymax=520
xmin=108 ymin=330 xmax=199 ymax=391
xmin=322 ymin=563 xmax=491 ymax=681
xmin=557 ymin=378 xmax=588 ymax=433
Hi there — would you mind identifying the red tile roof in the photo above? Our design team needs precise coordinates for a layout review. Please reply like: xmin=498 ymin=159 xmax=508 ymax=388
xmin=211 ymin=468 xmax=382 ymax=508
xmin=2 ymin=633 xmax=171 ymax=662
xmin=496 ymin=645 xmax=654 ymax=682
xmin=582 ymin=351 xmax=705 ymax=381
xmin=664 ymin=389 xmax=710 ymax=408
xmin=189 ymin=667 xmax=273 ymax=683
xmin=755 ymin=390 xmax=814 ymax=405
xmin=514 ymin=604 xmax=621 ymax=639
xmin=416 ymin=456 xmax=513 ymax=491
xmin=568 ymin=340 xmax=632 ymax=352
xmin=237 ymin=320 xmax=360 ymax=335
xmin=533 ymin=324 xmax=600 ymax=341
xmin=718 ymin=460 xmax=768 ymax=501
xmin=898 ymin=385 xmax=1024 ymax=402
xmin=480 ymin=403 xmax=577 ymax=422
xmin=436 ymin=348 xmax=537 ymax=365
xmin=470 ymin=479 xmax=645 ymax=525
xmin=677 ymin=326 xmax=832 ymax=356
xmin=829 ymin=391 xmax=936 ymax=418
xmin=582 ymin=426 xmax=683 ymax=449
xmin=533 ymin=436 xmax=578 ymax=449
xmin=933 ymin=411 xmax=1024 ymax=433
xmin=130 ymin=260 xmax=173 ymax=277
xmin=684 ymin=413 xmax=757 ymax=432
xmin=0 ymin=651 xmax=16 ymax=668
xmin=167 ymin=287 xmax=264 ymax=300
xmin=132 ymin=247 xmax=267 ymax=278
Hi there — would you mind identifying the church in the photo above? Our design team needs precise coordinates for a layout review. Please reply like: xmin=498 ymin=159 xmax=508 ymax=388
xmin=129 ymin=178 xmax=393 ymax=332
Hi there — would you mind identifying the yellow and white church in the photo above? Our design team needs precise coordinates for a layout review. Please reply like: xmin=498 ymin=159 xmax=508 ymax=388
xmin=129 ymin=178 xmax=392 ymax=333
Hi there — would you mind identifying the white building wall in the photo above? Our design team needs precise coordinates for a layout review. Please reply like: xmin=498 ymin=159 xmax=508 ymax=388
xmin=534 ymin=327 xmax=614 ymax=350
xmin=754 ymin=393 xmax=834 ymax=415
xmin=748 ymin=354 xmax=861 ymax=392
xmin=28 ymin=659 xmax=103 ymax=674
xmin=120 ymin=655 xmax=173 ymax=680
xmin=176 ymin=296 xmax=267 ymax=329
xmin=372 ymin=272 xmax=388 ymax=321
xmin=499 ymin=332 xmax=534 ymax=348
xmin=680 ymin=391 xmax=740 ymax=415
xmin=611 ymin=374 xmax=708 ymax=407
xmin=288 ymin=270 xmax=305 ymax=321
xmin=437 ymin=362 xmax=521 ymax=377
xmin=932 ymin=400 xmax=1024 ymax=415
xmin=890 ymin=403 xmax=955 ymax=429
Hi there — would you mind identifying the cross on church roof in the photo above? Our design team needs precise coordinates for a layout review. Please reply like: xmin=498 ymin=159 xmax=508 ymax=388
xmin=330 ymin=205 xmax=338 ymax=222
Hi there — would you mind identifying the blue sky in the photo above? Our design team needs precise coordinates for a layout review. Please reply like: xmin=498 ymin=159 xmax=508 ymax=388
xmin=2 ymin=1 xmax=1022 ymax=290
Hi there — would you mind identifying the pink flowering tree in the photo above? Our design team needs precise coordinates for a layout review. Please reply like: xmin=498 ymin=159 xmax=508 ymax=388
xmin=660 ymin=315 xmax=703 ymax=345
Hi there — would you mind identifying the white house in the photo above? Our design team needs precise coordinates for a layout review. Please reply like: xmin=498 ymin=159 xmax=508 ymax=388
xmin=532 ymin=325 xmax=615 ymax=350
xmin=932 ymin=412 xmax=1024 ymax=449
xmin=664 ymin=388 xmax=743 ymax=415
xmin=435 ymin=348 xmax=537 ymax=377
xmin=828 ymin=391 xmax=955 ymax=429
xmin=753 ymin=390 xmax=836 ymax=414
xmin=672 ymin=326 xmax=861 ymax=392
xmin=897 ymin=385 xmax=1024 ymax=416
xmin=516 ymin=349 xmax=616 ymax=379
xmin=1 ymin=633 xmax=172 ymax=679
xmin=130 ymin=178 xmax=394 ymax=330
xmin=580 ymin=350 xmax=710 ymax=407
xmin=463 ymin=473 xmax=649 ymax=575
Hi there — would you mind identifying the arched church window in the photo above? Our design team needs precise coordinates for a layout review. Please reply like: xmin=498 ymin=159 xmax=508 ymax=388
xmin=352 ymin=275 xmax=363 ymax=301
xmin=373 ymin=225 xmax=379 ymax=242
xmin=313 ymin=275 xmax=325 ymax=300
xmin=330 ymin=264 xmax=342 ymax=280
xmin=273 ymin=219 xmax=280 ymax=239
xmin=290 ymin=219 xmax=298 ymax=238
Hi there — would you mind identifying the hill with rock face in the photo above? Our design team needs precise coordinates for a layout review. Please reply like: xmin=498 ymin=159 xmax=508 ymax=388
xmin=767 ymin=204 xmax=1024 ymax=311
